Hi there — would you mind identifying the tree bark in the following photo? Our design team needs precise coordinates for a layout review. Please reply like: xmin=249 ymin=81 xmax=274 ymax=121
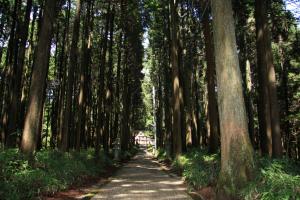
xmin=201 ymin=0 xmax=220 ymax=153
xmin=1 ymin=0 xmax=21 ymax=147
xmin=104 ymin=5 xmax=115 ymax=154
xmin=6 ymin=0 xmax=32 ymax=148
xmin=21 ymin=0 xmax=59 ymax=155
xmin=234 ymin=0 xmax=255 ymax=147
xmin=155 ymin=73 xmax=163 ymax=148
xmin=278 ymin=35 xmax=290 ymax=157
xmin=182 ymin=46 xmax=193 ymax=148
xmin=113 ymin=32 xmax=123 ymax=147
xmin=170 ymin=0 xmax=182 ymax=157
xmin=57 ymin=0 xmax=71 ymax=148
xmin=255 ymin=0 xmax=282 ymax=157
xmin=96 ymin=1 xmax=111 ymax=155
xmin=121 ymin=47 xmax=130 ymax=152
xmin=163 ymin=53 xmax=172 ymax=153
xmin=211 ymin=0 xmax=254 ymax=196
xmin=191 ymin=66 xmax=199 ymax=147
xmin=77 ymin=0 xmax=93 ymax=152
xmin=62 ymin=0 xmax=82 ymax=151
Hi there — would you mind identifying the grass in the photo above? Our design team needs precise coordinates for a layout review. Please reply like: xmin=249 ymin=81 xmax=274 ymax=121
xmin=154 ymin=148 xmax=300 ymax=200
xmin=242 ymin=157 xmax=300 ymax=200
xmin=0 ymin=148 xmax=112 ymax=200
xmin=172 ymin=148 xmax=220 ymax=189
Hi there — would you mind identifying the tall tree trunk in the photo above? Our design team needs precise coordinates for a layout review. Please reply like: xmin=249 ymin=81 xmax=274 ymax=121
xmin=1 ymin=0 xmax=21 ymax=147
xmin=96 ymin=1 xmax=111 ymax=155
xmin=235 ymin=0 xmax=255 ymax=147
xmin=196 ymin=66 xmax=206 ymax=146
xmin=164 ymin=5 xmax=172 ymax=156
xmin=255 ymin=0 xmax=282 ymax=157
xmin=6 ymin=0 xmax=32 ymax=148
xmin=121 ymin=46 xmax=130 ymax=152
xmin=77 ymin=0 xmax=93 ymax=153
xmin=113 ymin=32 xmax=123 ymax=146
xmin=191 ymin=66 xmax=199 ymax=147
xmin=104 ymin=5 xmax=115 ymax=154
xmin=20 ymin=5 xmax=38 ymax=130
xmin=163 ymin=57 xmax=172 ymax=153
xmin=50 ymin=24 xmax=61 ymax=148
xmin=244 ymin=60 xmax=255 ymax=146
xmin=57 ymin=0 xmax=71 ymax=148
xmin=155 ymin=70 xmax=163 ymax=149
xmin=182 ymin=48 xmax=193 ymax=148
xmin=62 ymin=0 xmax=82 ymax=151
xmin=170 ymin=0 xmax=182 ymax=157
xmin=120 ymin=3 xmax=132 ymax=152
xmin=157 ymin=75 xmax=163 ymax=148
xmin=36 ymin=85 xmax=47 ymax=151
xmin=201 ymin=0 xmax=220 ymax=153
xmin=178 ymin=3 xmax=186 ymax=153
xmin=278 ymin=35 xmax=290 ymax=156
xmin=21 ymin=0 xmax=59 ymax=155
xmin=211 ymin=0 xmax=254 ymax=196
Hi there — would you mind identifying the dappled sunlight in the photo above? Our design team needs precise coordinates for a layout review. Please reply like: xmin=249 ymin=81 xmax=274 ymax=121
xmin=91 ymin=149 xmax=191 ymax=200
xmin=130 ymin=190 xmax=156 ymax=193
xmin=158 ymin=180 xmax=185 ymax=186
xmin=121 ymin=184 xmax=133 ymax=187
xmin=111 ymin=179 xmax=126 ymax=183
xmin=1 ymin=0 xmax=299 ymax=199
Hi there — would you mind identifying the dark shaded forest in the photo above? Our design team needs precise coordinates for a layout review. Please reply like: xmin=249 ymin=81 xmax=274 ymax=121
xmin=0 ymin=0 xmax=300 ymax=199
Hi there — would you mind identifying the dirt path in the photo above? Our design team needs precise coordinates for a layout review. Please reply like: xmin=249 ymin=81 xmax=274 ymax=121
xmin=91 ymin=147 xmax=192 ymax=200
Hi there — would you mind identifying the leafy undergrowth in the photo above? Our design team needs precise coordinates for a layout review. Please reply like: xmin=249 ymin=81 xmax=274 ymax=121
xmin=171 ymin=149 xmax=220 ymax=189
xmin=154 ymin=148 xmax=300 ymax=200
xmin=242 ymin=157 xmax=300 ymax=200
xmin=0 ymin=148 xmax=112 ymax=200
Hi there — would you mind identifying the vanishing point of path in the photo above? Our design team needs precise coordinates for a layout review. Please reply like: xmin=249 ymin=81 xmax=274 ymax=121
xmin=92 ymin=147 xmax=192 ymax=200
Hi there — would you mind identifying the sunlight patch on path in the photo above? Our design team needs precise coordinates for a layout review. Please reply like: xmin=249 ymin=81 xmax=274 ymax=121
xmin=91 ymin=147 xmax=192 ymax=200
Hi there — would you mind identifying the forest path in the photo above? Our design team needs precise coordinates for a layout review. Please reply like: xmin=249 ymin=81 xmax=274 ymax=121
xmin=91 ymin=146 xmax=192 ymax=200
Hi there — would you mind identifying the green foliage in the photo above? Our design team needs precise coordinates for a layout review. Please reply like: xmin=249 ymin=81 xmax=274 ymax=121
xmin=154 ymin=148 xmax=169 ymax=161
xmin=143 ymin=130 xmax=154 ymax=138
xmin=242 ymin=157 xmax=300 ymax=200
xmin=161 ymin=148 xmax=300 ymax=200
xmin=172 ymin=149 xmax=220 ymax=189
xmin=0 ymin=149 xmax=112 ymax=200
xmin=153 ymin=148 xmax=220 ymax=189
xmin=141 ymin=62 xmax=154 ymax=130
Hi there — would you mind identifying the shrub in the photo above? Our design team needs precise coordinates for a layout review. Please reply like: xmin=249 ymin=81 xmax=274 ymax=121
xmin=154 ymin=148 xmax=169 ymax=161
xmin=172 ymin=149 xmax=220 ymax=189
xmin=0 ymin=148 xmax=112 ymax=200
xmin=242 ymin=157 xmax=300 ymax=200
xmin=159 ymin=148 xmax=300 ymax=200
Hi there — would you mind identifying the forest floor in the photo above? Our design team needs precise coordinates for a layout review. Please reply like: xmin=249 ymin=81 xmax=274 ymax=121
xmin=45 ymin=147 xmax=194 ymax=200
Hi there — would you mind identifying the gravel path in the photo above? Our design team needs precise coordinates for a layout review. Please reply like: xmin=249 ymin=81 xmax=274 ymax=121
xmin=91 ymin=147 xmax=192 ymax=200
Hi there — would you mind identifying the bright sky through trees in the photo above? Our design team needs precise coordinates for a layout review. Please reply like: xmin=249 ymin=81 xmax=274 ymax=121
xmin=286 ymin=0 xmax=300 ymax=24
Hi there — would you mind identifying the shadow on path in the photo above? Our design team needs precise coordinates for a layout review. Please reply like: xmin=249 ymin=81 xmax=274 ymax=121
xmin=91 ymin=146 xmax=192 ymax=200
